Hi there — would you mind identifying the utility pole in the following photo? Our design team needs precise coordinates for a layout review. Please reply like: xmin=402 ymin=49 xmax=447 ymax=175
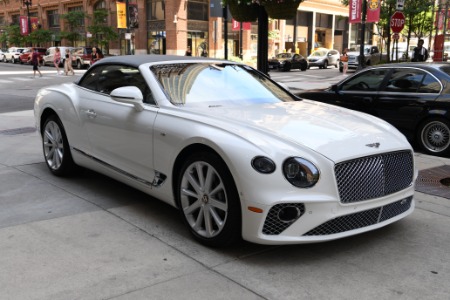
xmin=358 ymin=0 xmax=367 ymax=69
xmin=23 ymin=0 xmax=33 ymax=46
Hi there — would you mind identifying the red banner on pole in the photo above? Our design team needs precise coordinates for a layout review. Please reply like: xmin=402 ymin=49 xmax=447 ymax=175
xmin=231 ymin=19 xmax=251 ymax=31
xmin=30 ymin=17 xmax=39 ymax=32
xmin=366 ymin=0 xmax=381 ymax=23
xmin=349 ymin=0 xmax=362 ymax=24
xmin=20 ymin=16 xmax=29 ymax=36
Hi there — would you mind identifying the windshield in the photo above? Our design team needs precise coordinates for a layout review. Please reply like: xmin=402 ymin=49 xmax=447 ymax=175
xmin=150 ymin=63 xmax=295 ymax=106
xmin=275 ymin=53 xmax=292 ymax=59
xmin=311 ymin=50 xmax=327 ymax=57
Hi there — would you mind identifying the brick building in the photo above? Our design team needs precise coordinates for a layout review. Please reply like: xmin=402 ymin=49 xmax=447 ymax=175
xmin=0 ymin=0 xmax=357 ymax=59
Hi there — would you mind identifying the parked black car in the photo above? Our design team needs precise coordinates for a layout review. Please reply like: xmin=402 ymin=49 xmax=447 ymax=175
xmin=268 ymin=53 xmax=308 ymax=72
xmin=297 ymin=63 xmax=450 ymax=157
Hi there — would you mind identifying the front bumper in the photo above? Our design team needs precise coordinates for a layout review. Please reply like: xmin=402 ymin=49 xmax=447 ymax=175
xmin=241 ymin=187 xmax=415 ymax=245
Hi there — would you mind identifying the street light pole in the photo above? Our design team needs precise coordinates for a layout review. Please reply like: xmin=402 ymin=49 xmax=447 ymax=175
xmin=22 ymin=0 xmax=32 ymax=46
xmin=358 ymin=0 xmax=366 ymax=69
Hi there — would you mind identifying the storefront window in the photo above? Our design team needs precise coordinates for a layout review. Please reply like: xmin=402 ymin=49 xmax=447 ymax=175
xmin=188 ymin=32 xmax=208 ymax=56
xmin=148 ymin=31 xmax=165 ymax=54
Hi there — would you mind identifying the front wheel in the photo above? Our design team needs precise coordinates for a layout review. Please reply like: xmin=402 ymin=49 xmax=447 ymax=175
xmin=321 ymin=60 xmax=328 ymax=69
xmin=76 ymin=60 xmax=82 ymax=69
xmin=176 ymin=152 xmax=241 ymax=247
xmin=417 ymin=118 xmax=450 ymax=156
xmin=42 ymin=115 xmax=77 ymax=176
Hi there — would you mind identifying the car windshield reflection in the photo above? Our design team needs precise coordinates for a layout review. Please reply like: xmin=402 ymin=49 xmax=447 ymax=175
xmin=151 ymin=63 xmax=294 ymax=106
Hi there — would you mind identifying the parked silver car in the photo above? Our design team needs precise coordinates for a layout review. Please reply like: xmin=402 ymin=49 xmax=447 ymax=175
xmin=307 ymin=49 xmax=340 ymax=69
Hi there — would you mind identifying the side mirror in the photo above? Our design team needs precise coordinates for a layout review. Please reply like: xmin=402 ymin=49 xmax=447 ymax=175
xmin=110 ymin=86 xmax=145 ymax=112
xmin=330 ymin=84 xmax=339 ymax=92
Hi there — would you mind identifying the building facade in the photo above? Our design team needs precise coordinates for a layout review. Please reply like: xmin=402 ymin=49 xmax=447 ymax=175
xmin=0 ymin=0 xmax=361 ymax=59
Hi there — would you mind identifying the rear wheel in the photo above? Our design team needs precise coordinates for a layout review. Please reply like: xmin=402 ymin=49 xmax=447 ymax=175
xmin=42 ymin=115 xmax=77 ymax=176
xmin=176 ymin=152 xmax=241 ymax=247
xmin=417 ymin=118 xmax=450 ymax=156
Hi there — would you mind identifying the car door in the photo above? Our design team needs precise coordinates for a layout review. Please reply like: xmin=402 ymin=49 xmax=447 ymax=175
xmin=325 ymin=68 xmax=390 ymax=114
xmin=327 ymin=50 xmax=338 ymax=65
xmin=374 ymin=68 xmax=441 ymax=138
xmin=76 ymin=64 xmax=159 ymax=182
xmin=292 ymin=54 xmax=301 ymax=69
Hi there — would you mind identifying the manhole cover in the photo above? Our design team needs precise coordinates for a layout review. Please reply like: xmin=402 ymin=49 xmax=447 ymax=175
xmin=416 ymin=165 xmax=450 ymax=199
xmin=0 ymin=127 xmax=36 ymax=136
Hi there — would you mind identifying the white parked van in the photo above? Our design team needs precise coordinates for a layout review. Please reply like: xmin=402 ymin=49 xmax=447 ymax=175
xmin=43 ymin=46 xmax=73 ymax=67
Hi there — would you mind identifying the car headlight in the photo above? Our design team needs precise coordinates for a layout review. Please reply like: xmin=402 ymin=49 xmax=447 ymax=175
xmin=252 ymin=156 xmax=276 ymax=174
xmin=280 ymin=61 xmax=286 ymax=65
xmin=283 ymin=157 xmax=319 ymax=188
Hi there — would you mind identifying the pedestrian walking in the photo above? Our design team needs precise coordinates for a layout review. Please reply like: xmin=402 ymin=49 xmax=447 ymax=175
xmin=54 ymin=47 xmax=61 ymax=75
xmin=29 ymin=47 xmax=42 ymax=78
xmin=91 ymin=47 xmax=99 ymax=65
xmin=412 ymin=39 xmax=429 ymax=62
xmin=64 ymin=48 xmax=75 ymax=76
xmin=341 ymin=48 xmax=349 ymax=75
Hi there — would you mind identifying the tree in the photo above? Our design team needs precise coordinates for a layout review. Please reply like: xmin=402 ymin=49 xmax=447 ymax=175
xmin=61 ymin=10 xmax=87 ymax=46
xmin=88 ymin=9 xmax=119 ymax=54
xmin=5 ymin=25 xmax=26 ymax=47
xmin=28 ymin=29 xmax=53 ymax=47
xmin=402 ymin=0 xmax=435 ymax=59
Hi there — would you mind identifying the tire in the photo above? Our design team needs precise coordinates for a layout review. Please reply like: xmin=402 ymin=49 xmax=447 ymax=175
xmin=417 ymin=118 xmax=450 ymax=156
xmin=322 ymin=60 xmax=328 ymax=69
xmin=282 ymin=63 xmax=291 ymax=72
xmin=301 ymin=66 xmax=307 ymax=71
xmin=76 ymin=60 xmax=82 ymax=70
xmin=339 ymin=67 xmax=343 ymax=73
xmin=41 ymin=115 xmax=77 ymax=176
xmin=176 ymin=151 xmax=241 ymax=247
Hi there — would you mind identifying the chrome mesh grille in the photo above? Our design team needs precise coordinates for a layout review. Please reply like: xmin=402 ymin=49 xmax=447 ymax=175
xmin=262 ymin=203 xmax=305 ymax=235
xmin=303 ymin=197 xmax=412 ymax=236
xmin=335 ymin=151 xmax=413 ymax=203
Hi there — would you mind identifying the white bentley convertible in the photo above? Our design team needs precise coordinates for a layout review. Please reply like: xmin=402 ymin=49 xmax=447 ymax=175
xmin=34 ymin=55 xmax=416 ymax=247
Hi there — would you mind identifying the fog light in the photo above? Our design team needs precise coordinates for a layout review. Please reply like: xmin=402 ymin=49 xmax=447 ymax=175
xmin=278 ymin=205 xmax=302 ymax=223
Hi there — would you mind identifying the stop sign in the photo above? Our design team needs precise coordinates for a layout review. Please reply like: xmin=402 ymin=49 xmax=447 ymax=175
xmin=391 ymin=11 xmax=405 ymax=33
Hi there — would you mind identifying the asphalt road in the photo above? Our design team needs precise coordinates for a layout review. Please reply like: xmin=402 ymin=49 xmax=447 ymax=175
xmin=1 ymin=61 xmax=449 ymax=299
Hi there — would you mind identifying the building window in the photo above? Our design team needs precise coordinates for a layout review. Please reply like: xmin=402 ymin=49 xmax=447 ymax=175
xmin=188 ymin=0 xmax=208 ymax=21
xmin=47 ymin=10 xmax=60 ymax=28
xmin=68 ymin=6 xmax=85 ymax=26
xmin=94 ymin=1 xmax=106 ymax=10
xmin=11 ymin=15 xmax=20 ymax=25
xmin=146 ymin=0 xmax=165 ymax=21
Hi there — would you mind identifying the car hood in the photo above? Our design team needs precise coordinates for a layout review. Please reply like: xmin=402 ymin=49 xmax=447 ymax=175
xmin=186 ymin=100 xmax=409 ymax=163
xmin=347 ymin=51 xmax=362 ymax=56
xmin=307 ymin=56 xmax=326 ymax=60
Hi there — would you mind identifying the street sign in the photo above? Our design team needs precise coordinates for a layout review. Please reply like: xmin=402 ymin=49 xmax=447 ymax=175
xmin=392 ymin=33 xmax=399 ymax=40
xmin=396 ymin=0 xmax=405 ymax=11
xmin=390 ymin=11 xmax=405 ymax=33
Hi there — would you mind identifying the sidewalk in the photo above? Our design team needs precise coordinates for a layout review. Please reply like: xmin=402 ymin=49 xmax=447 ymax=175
xmin=1 ymin=110 xmax=449 ymax=300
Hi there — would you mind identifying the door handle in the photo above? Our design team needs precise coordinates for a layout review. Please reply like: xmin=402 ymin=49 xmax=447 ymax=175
xmin=86 ymin=109 xmax=97 ymax=119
